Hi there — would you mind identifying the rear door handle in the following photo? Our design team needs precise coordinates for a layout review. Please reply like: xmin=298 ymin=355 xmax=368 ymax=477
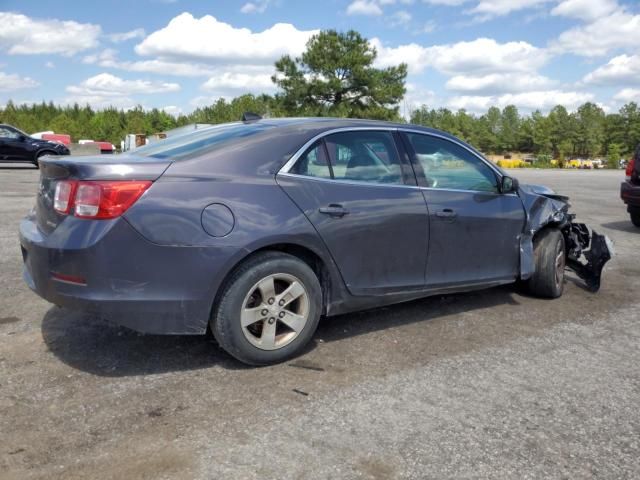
xmin=319 ymin=204 xmax=349 ymax=218
xmin=435 ymin=208 xmax=457 ymax=220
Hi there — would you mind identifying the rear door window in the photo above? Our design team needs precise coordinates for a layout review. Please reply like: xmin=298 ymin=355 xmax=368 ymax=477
xmin=323 ymin=131 xmax=404 ymax=185
xmin=289 ymin=141 xmax=332 ymax=179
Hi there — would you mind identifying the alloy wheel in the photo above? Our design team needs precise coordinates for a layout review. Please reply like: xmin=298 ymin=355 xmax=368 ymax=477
xmin=240 ymin=273 xmax=310 ymax=351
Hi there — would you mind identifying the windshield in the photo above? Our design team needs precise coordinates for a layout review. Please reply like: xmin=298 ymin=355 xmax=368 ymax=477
xmin=133 ymin=122 xmax=274 ymax=160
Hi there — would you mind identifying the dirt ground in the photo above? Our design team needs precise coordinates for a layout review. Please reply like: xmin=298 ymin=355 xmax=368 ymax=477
xmin=1 ymin=166 xmax=638 ymax=479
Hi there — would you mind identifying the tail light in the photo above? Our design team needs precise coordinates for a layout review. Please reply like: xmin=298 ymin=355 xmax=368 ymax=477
xmin=626 ymin=158 xmax=635 ymax=181
xmin=53 ymin=180 xmax=151 ymax=219
xmin=53 ymin=180 xmax=76 ymax=214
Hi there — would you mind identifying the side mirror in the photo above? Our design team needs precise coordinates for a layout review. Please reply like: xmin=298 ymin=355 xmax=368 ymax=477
xmin=18 ymin=134 xmax=26 ymax=142
xmin=500 ymin=175 xmax=519 ymax=194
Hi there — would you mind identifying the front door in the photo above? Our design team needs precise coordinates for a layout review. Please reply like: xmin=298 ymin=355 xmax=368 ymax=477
xmin=0 ymin=126 xmax=27 ymax=161
xmin=401 ymin=131 xmax=526 ymax=288
xmin=278 ymin=130 xmax=429 ymax=295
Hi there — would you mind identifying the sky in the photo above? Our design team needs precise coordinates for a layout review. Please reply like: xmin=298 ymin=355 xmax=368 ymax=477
xmin=0 ymin=0 xmax=639 ymax=117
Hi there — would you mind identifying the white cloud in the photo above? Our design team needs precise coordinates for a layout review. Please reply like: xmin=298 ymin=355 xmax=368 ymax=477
xmin=466 ymin=0 xmax=552 ymax=20
xmin=190 ymin=95 xmax=228 ymax=107
xmin=465 ymin=0 xmax=552 ymax=19
xmin=66 ymin=73 xmax=180 ymax=97
xmin=422 ymin=0 xmax=468 ymax=5
xmin=390 ymin=10 xmax=412 ymax=26
xmin=402 ymin=83 xmax=437 ymax=116
xmin=347 ymin=0 xmax=384 ymax=15
xmin=117 ymin=59 xmax=217 ymax=77
xmin=0 ymin=72 xmax=39 ymax=92
xmin=373 ymin=37 xmax=548 ymax=75
xmin=201 ymin=72 xmax=275 ymax=93
xmin=445 ymin=73 xmax=554 ymax=94
xmin=551 ymin=0 xmax=618 ymax=21
xmin=82 ymin=49 xmax=118 ymax=66
xmin=0 ymin=12 xmax=100 ymax=56
xmin=613 ymin=88 xmax=640 ymax=103
xmin=135 ymin=13 xmax=317 ymax=64
xmin=108 ymin=28 xmax=146 ymax=43
xmin=448 ymin=90 xmax=595 ymax=113
xmin=583 ymin=54 xmax=640 ymax=86
xmin=61 ymin=95 xmax=138 ymax=110
xmin=240 ymin=0 xmax=272 ymax=13
xmin=83 ymin=49 xmax=217 ymax=76
xmin=419 ymin=20 xmax=437 ymax=33
xmin=64 ymin=74 xmax=180 ymax=110
xmin=551 ymin=8 xmax=640 ymax=57
xmin=162 ymin=105 xmax=182 ymax=116
xmin=45 ymin=61 xmax=55 ymax=69
xmin=347 ymin=0 xmax=415 ymax=16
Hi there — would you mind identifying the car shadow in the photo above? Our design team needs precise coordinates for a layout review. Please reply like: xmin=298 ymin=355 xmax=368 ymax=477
xmin=600 ymin=220 xmax=639 ymax=233
xmin=42 ymin=286 xmax=520 ymax=377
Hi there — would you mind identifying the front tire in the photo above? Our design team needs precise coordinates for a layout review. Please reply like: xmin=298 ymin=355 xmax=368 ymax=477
xmin=35 ymin=150 xmax=56 ymax=168
xmin=526 ymin=228 xmax=565 ymax=298
xmin=211 ymin=252 xmax=322 ymax=365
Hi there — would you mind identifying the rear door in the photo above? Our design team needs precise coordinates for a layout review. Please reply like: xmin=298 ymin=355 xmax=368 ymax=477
xmin=401 ymin=131 xmax=525 ymax=288
xmin=277 ymin=129 xmax=429 ymax=296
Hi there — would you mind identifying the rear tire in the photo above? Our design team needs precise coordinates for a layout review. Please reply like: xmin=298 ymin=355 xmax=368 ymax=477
xmin=630 ymin=208 xmax=640 ymax=228
xmin=526 ymin=228 xmax=565 ymax=299
xmin=211 ymin=251 xmax=322 ymax=366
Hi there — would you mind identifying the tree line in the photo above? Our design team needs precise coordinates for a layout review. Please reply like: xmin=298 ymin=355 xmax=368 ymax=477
xmin=410 ymin=102 xmax=640 ymax=162
xmin=1 ymin=29 xmax=639 ymax=161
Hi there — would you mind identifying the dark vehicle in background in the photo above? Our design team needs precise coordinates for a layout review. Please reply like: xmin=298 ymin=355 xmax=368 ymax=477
xmin=19 ymin=117 xmax=612 ymax=365
xmin=621 ymin=146 xmax=640 ymax=227
xmin=0 ymin=124 xmax=70 ymax=167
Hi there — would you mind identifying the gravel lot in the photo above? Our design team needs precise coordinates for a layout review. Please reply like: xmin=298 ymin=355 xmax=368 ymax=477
xmin=1 ymin=166 xmax=638 ymax=480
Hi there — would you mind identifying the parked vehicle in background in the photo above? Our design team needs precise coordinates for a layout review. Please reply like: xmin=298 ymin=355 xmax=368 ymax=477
xmin=621 ymin=145 xmax=640 ymax=227
xmin=0 ymin=124 xmax=70 ymax=167
xmin=19 ymin=117 xmax=612 ymax=365
xmin=31 ymin=131 xmax=72 ymax=146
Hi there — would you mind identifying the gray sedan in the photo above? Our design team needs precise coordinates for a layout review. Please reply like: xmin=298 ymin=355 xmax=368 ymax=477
xmin=19 ymin=117 xmax=612 ymax=365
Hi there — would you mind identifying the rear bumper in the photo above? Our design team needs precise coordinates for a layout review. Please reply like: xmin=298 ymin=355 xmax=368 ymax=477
xmin=19 ymin=215 xmax=240 ymax=334
xmin=621 ymin=181 xmax=640 ymax=208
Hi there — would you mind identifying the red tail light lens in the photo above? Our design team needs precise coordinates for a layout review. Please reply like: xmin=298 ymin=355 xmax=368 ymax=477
xmin=54 ymin=180 xmax=151 ymax=219
xmin=626 ymin=158 xmax=635 ymax=179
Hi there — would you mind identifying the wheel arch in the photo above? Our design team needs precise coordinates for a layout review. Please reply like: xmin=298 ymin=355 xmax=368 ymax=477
xmin=35 ymin=149 xmax=58 ymax=161
xmin=520 ymin=222 xmax=565 ymax=280
xmin=209 ymin=242 xmax=335 ymax=326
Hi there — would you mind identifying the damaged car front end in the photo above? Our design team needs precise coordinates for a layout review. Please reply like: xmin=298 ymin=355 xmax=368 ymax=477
xmin=518 ymin=183 xmax=613 ymax=293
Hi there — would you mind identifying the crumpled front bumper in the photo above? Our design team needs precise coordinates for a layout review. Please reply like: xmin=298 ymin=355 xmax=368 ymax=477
xmin=563 ymin=223 xmax=614 ymax=292
xmin=517 ymin=183 xmax=613 ymax=292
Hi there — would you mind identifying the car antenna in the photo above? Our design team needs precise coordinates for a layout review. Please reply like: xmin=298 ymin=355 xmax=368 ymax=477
xmin=242 ymin=112 xmax=262 ymax=122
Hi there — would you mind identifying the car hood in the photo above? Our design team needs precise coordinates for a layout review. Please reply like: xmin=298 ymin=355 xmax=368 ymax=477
xmin=31 ymin=138 xmax=67 ymax=149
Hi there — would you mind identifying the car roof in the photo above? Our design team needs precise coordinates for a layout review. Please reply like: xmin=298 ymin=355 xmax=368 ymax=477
xmin=252 ymin=117 xmax=456 ymax=138
xmin=248 ymin=116 xmax=481 ymax=157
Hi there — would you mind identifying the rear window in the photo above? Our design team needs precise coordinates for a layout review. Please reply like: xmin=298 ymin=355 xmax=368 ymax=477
xmin=133 ymin=122 xmax=274 ymax=160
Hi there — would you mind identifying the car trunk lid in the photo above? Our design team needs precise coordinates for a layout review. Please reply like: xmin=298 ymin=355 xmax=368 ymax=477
xmin=36 ymin=155 xmax=171 ymax=234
